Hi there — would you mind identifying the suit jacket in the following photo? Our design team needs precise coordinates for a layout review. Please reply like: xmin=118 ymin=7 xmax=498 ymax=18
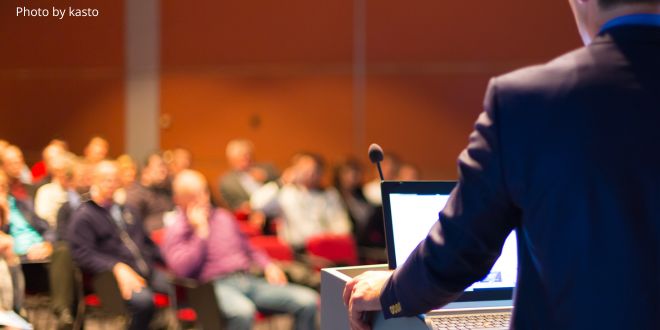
xmin=380 ymin=24 xmax=660 ymax=329
xmin=68 ymin=200 xmax=162 ymax=277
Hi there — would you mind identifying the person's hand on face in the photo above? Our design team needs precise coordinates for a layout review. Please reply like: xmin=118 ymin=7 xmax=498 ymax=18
xmin=187 ymin=198 xmax=210 ymax=239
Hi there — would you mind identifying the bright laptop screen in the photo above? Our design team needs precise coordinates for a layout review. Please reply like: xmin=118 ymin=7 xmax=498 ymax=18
xmin=383 ymin=181 xmax=517 ymax=294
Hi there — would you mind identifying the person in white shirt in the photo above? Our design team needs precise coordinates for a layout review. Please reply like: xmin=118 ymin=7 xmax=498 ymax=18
xmin=251 ymin=152 xmax=351 ymax=251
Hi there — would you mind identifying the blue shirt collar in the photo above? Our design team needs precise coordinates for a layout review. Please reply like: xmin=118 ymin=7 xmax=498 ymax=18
xmin=600 ymin=14 xmax=660 ymax=34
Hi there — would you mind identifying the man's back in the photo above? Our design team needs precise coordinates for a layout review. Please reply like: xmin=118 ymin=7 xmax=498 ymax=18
xmin=494 ymin=24 xmax=660 ymax=328
xmin=375 ymin=24 xmax=660 ymax=330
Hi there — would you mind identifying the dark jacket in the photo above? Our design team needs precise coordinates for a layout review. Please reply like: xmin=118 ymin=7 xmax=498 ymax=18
xmin=68 ymin=200 xmax=161 ymax=277
xmin=381 ymin=24 xmax=660 ymax=329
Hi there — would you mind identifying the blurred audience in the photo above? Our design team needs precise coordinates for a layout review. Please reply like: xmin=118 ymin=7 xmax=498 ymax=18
xmin=0 ymin=170 xmax=24 ymax=315
xmin=219 ymin=139 xmax=278 ymax=211
xmin=163 ymin=170 xmax=319 ymax=330
xmin=83 ymin=136 xmax=109 ymax=165
xmin=125 ymin=152 xmax=175 ymax=232
xmin=31 ymin=139 xmax=69 ymax=185
xmin=1 ymin=145 xmax=36 ymax=202
xmin=397 ymin=162 xmax=421 ymax=181
xmin=163 ymin=147 xmax=192 ymax=177
xmin=332 ymin=159 xmax=385 ymax=251
xmin=34 ymin=152 xmax=74 ymax=227
xmin=219 ymin=139 xmax=278 ymax=233
xmin=115 ymin=154 xmax=138 ymax=205
xmin=69 ymin=160 xmax=170 ymax=330
xmin=49 ymin=159 xmax=94 ymax=328
xmin=251 ymin=152 xmax=351 ymax=252
xmin=0 ymin=167 xmax=53 ymax=262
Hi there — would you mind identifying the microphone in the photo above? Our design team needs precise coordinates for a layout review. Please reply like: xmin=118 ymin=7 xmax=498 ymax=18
xmin=368 ymin=143 xmax=385 ymax=181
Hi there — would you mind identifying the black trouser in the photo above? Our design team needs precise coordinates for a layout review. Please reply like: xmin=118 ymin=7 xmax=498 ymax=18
xmin=49 ymin=242 xmax=77 ymax=316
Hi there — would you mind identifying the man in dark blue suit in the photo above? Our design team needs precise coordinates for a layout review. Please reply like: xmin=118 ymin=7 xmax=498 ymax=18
xmin=344 ymin=0 xmax=660 ymax=329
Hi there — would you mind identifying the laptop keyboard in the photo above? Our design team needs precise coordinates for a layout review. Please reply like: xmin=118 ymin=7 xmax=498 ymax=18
xmin=428 ymin=312 xmax=511 ymax=330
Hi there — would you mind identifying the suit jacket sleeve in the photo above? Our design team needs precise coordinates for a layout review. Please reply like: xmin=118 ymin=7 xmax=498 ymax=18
xmin=380 ymin=79 xmax=521 ymax=318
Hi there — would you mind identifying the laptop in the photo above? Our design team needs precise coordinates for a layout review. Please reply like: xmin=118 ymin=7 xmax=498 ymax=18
xmin=381 ymin=181 xmax=517 ymax=330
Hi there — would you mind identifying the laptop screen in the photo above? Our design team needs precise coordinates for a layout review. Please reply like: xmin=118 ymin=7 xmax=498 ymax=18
xmin=382 ymin=181 xmax=517 ymax=300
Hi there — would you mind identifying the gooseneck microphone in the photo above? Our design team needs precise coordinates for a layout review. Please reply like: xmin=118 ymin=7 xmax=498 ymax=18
xmin=368 ymin=143 xmax=385 ymax=181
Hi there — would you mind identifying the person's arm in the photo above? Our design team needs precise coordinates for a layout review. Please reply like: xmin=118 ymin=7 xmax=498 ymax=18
xmin=161 ymin=213 xmax=208 ymax=279
xmin=380 ymin=78 xmax=520 ymax=318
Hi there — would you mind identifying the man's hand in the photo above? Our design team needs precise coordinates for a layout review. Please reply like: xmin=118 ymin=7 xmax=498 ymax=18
xmin=112 ymin=262 xmax=146 ymax=300
xmin=343 ymin=270 xmax=392 ymax=330
xmin=26 ymin=242 xmax=53 ymax=261
xmin=187 ymin=203 xmax=210 ymax=239
xmin=264 ymin=262 xmax=288 ymax=286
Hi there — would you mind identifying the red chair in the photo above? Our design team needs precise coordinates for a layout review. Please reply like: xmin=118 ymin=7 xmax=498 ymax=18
xmin=249 ymin=235 xmax=295 ymax=262
xmin=305 ymin=234 xmax=359 ymax=268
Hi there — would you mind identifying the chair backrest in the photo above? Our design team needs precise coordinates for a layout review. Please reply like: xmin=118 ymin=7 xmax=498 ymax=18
xmin=305 ymin=234 xmax=359 ymax=266
xmin=249 ymin=236 xmax=294 ymax=262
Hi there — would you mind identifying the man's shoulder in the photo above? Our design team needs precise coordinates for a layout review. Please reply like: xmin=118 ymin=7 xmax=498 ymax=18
xmin=493 ymin=46 xmax=591 ymax=95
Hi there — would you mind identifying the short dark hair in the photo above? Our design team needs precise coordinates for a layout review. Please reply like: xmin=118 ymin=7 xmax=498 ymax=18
xmin=599 ymin=0 xmax=660 ymax=9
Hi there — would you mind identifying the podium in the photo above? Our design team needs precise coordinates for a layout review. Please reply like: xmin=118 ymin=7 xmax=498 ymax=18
xmin=320 ymin=264 xmax=428 ymax=330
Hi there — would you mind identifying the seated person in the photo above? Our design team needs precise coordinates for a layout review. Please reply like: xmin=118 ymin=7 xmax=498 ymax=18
xmin=125 ymin=152 xmax=174 ymax=233
xmin=83 ymin=136 xmax=109 ymax=165
xmin=68 ymin=161 xmax=170 ymax=330
xmin=1 ymin=145 xmax=36 ymax=203
xmin=251 ymin=152 xmax=352 ymax=252
xmin=333 ymin=159 xmax=385 ymax=251
xmin=34 ymin=152 xmax=74 ymax=227
xmin=49 ymin=159 xmax=93 ymax=328
xmin=162 ymin=170 xmax=318 ymax=330
xmin=0 ymin=169 xmax=53 ymax=262
xmin=219 ymin=139 xmax=278 ymax=232
xmin=0 ymin=191 xmax=24 ymax=315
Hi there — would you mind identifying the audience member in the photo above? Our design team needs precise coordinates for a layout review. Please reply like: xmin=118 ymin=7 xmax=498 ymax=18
xmin=115 ymin=154 xmax=138 ymax=205
xmin=1 ymin=145 xmax=36 ymax=202
xmin=163 ymin=148 xmax=192 ymax=177
xmin=162 ymin=170 xmax=319 ymax=330
xmin=125 ymin=153 xmax=174 ymax=232
xmin=34 ymin=152 xmax=74 ymax=227
xmin=333 ymin=159 xmax=376 ymax=242
xmin=251 ymin=152 xmax=352 ymax=251
xmin=0 ymin=172 xmax=24 ymax=315
xmin=219 ymin=139 xmax=278 ymax=212
xmin=0 ymin=169 xmax=53 ymax=262
xmin=50 ymin=159 xmax=93 ymax=328
xmin=83 ymin=136 xmax=109 ymax=164
xmin=31 ymin=139 xmax=69 ymax=185
xmin=68 ymin=161 xmax=170 ymax=330
xmin=396 ymin=163 xmax=421 ymax=181
xmin=362 ymin=153 xmax=401 ymax=205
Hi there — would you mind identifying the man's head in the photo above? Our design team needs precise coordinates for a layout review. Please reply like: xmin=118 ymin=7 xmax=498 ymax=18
xmin=1 ymin=145 xmax=26 ymax=181
xmin=90 ymin=160 xmax=121 ymax=205
xmin=141 ymin=153 xmax=169 ymax=187
xmin=116 ymin=154 xmax=137 ymax=187
xmin=42 ymin=139 xmax=68 ymax=171
xmin=172 ymin=170 xmax=210 ymax=211
xmin=226 ymin=139 xmax=254 ymax=171
xmin=292 ymin=152 xmax=325 ymax=190
xmin=84 ymin=136 xmax=109 ymax=164
xmin=48 ymin=152 xmax=74 ymax=186
xmin=569 ymin=0 xmax=660 ymax=45
xmin=70 ymin=159 xmax=93 ymax=195
xmin=164 ymin=148 xmax=192 ymax=176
